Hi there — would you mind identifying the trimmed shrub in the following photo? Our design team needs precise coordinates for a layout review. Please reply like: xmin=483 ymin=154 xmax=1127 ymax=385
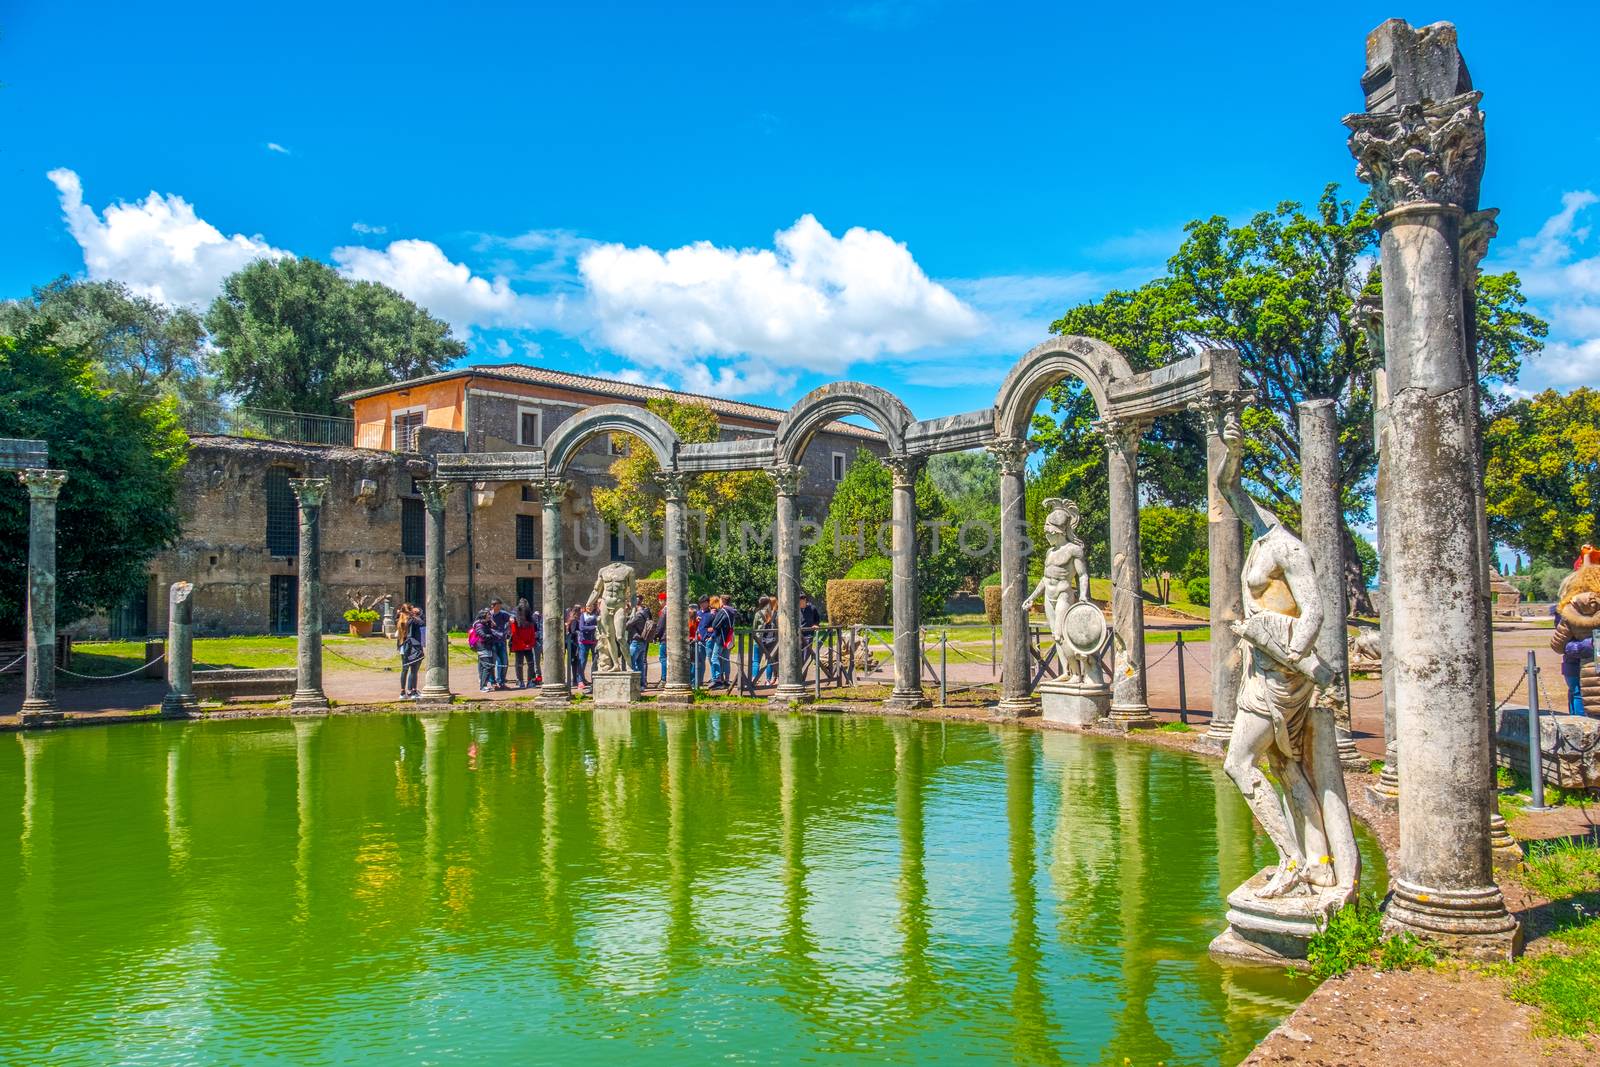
xmin=1185 ymin=576 xmax=1210 ymax=607
xmin=637 ymin=578 xmax=666 ymax=606
xmin=845 ymin=555 xmax=893 ymax=581
xmin=827 ymin=579 xmax=887 ymax=626
xmin=980 ymin=571 xmax=1001 ymax=590
xmin=983 ymin=584 xmax=1002 ymax=624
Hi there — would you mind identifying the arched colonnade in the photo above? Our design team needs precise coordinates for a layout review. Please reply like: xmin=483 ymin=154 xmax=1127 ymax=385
xmin=425 ymin=338 xmax=1244 ymax=717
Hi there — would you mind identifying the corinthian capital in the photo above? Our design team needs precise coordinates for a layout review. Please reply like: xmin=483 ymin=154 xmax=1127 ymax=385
xmin=1094 ymin=416 xmax=1148 ymax=457
xmin=767 ymin=462 xmax=804 ymax=496
xmin=18 ymin=469 xmax=68 ymax=500
xmin=985 ymin=436 xmax=1031 ymax=477
xmin=288 ymin=477 xmax=329 ymax=510
xmin=1344 ymin=91 xmax=1484 ymax=216
xmin=533 ymin=478 xmax=571 ymax=508
xmin=1187 ymin=391 xmax=1252 ymax=441
xmin=883 ymin=454 xmax=925 ymax=488
xmin=418 ymin=479 xmax=455 ymax=513
xmin=654 ymin=470 xmax=690 ymax=502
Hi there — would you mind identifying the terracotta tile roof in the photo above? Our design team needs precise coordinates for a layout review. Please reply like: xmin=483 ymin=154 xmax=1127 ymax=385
xmin=340 ymin=364 xmax=884 ymax=441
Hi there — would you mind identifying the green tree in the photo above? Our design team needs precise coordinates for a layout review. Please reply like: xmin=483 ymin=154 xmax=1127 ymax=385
xmin=1043 ymin=184 xmax=1546 ymax=614
xmin=802 ymin=449 xmax=964 ymax=620
xmin=1485 ymin=388 xmax=1600 ymax=562
xmin=0 ymin=325 xmax=188 ymax=634
xmin=0 ymin=276 xmax=213 ymax=410
xmin=1138 ymin=506 xmax=1205 ymax=603
xmin=926 ymin=450 xmax=999 ymax=585
xmin=205 ymin=258 xmax=464 ymax=415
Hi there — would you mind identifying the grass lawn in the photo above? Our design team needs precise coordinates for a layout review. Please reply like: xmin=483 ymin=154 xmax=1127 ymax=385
xmin=1496 ymin=837 xmax=1600 ymax=1038
xmin=68 ymin=633 xmax=479 ymax=678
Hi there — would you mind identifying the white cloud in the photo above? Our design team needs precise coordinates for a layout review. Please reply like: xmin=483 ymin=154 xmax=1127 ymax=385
xmin=48 ymin=167 xmax=289 ymax=307
xmin=351 ymin=221 xmax=387 ymax=235
xmin=578 ymin=214 xmax=981 ymax=390
xmin=1496 ymin=190 xmax=1600 ymax=390
xmin=266 ymin=142 xmax=291 ymax=155
xmin=331 ymin=238 xmax=564 ymax=337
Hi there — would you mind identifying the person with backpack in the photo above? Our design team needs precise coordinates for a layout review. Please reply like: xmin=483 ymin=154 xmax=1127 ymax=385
xmin=655 ymin=592 xmax=669 ymax=686
xmin=510 ymin=598 xmax=540 ymax=689
xmin=625 ymin=593 xmax=651 ymax=684
xmin=576 ymin=601 xmax=600 ymax=689
xmin=752 ymin=595 xmax=778 ymax=686
xmin=564 ymin=605 xmax=582 ymax=688
xmin=396 ymin=600 xmax=423 ymax=699
xmin=470 ymin=609 xmax=498 ymax=692
xmin=489 ymin=598 xmax=512 ymax=690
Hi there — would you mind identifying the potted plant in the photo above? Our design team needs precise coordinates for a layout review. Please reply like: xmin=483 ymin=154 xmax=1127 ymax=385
xmin=343 ymin=607 xmax=380 ymax=636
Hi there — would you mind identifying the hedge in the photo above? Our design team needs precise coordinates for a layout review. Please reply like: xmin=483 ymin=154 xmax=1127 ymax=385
xmin=827 ymin=579 xmax=887 ymax=626
xmin=1185 ymin=576 xmax=1210 ymax=607
xmin=983 ymin=585 xmax=1002 ymax=624
xmin=637 ymin=578 xmax=666 ymax=605
xmin=845 ymin=555 xmax=893 ymax=581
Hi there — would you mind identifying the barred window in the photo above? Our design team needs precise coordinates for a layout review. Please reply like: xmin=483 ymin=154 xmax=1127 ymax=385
xmin=265 ymin=467 xmax=299 ymax=557
xmin=516 ymin=514 xmax=538 ymax=560
xmin=401 ymin=497 xmax=426 ymax=557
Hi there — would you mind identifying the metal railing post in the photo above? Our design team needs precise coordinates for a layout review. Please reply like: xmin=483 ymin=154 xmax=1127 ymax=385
xmin=1176 ymin=631 xmax=1188 ymax=724
xmin=1527 ymin=649 xmax=1549 ymax=812
xmin=939 ymin=630 xmax=948 ymax=707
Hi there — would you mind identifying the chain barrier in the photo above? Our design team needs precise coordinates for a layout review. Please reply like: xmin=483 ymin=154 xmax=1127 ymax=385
xmin=55 ymin=652 xmax=166 ymax=680
xmin=0 ymin=653 xmax=26 ymax=675
xmin=324 ymin=645 xmax=398 ymax=672
xmin=1493 ymin=667 xmax=1529 ymax=714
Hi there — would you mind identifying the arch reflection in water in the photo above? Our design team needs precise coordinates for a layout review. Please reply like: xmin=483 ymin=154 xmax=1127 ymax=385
xmin=0 ymin=712 xmax=1385 ymax=1065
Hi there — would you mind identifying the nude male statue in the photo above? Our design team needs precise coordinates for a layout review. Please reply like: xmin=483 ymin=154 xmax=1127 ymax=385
xmin=1021 ymin=498 xmax=1099 ymax=682
xmin=588 ymin=562 xmax=637 ymax=674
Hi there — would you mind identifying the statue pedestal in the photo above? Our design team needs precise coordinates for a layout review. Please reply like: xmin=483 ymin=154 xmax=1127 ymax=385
xmin=1209 ymin=867 xmax=1353 ymax=964
xmin=591 ymin=671 xmax=640 ymax=708
xmin=1039 ymin=678 xmax=1109 ymax=727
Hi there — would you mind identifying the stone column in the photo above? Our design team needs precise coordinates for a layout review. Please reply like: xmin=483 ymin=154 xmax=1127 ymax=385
xmin=160 ymin=581 xmax=198 ymax=718
xmin=987 ymin=437 xmax=1036 ymax=717
xmin=658 ymin=471 xmax=694 ymax=704
xmin=17 ymin=469 xmax=67 ymax=725
xmin=419 ymin=479 xmax=455 ymax=702
xmin=1100 ymin=418 xmax=1153 ymax=728
xmin=535 ymin=479 xmax=571 ymax=703
xmin=288 ymin=478 xmax=330 ymax=712
xmin=1363 ymin=313 xmax=1402 ymax=808
xmin=885 ymin=455 xmax=928 ymax=709
xmin=1195 ymin=387 xmax=1247 ymax=746
xmin=1298 ymin=399 xmax=1364 ymax=769
xmin=1345 ymin=19 xmax=1518 ymax=957
xmin=771 ymin=463 xmax=810 ymax=705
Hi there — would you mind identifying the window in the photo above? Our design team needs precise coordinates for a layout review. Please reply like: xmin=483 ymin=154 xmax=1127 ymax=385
xmin=515 ymin=576 xmax=537 ymax=608
xmin=408 ymin=476 xmax=423 ymax=496
xmin=404 ymin=575 xmax=425 ymax=612
xmin=831 ymin=452 xmax=846 ymax=482
xmin=608 ymin=435 xmax=630 ymax=457
xmin=609 ymin=527 xmax=625 ymax=561
xmin=518 ymin=406 xmax=542 ymax=447
xmin=393 ymin=407 xmax=425 ymax=452
xmin=269 ymin=575 xmax=297 ymax=635
xmin=522 ymin=485 xmax=534 ymax=502
xmin=516 ymin=514 xmax=539 ymax=560
xmin=265 ymin=467 xmax=299 ymax=557
xmin=401 ymin=497 xmax=426 ymax=557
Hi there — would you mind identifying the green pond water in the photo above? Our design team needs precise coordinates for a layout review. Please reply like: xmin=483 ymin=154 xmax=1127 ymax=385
xmin=1 ymin=710 xmax=1386 ymax=1066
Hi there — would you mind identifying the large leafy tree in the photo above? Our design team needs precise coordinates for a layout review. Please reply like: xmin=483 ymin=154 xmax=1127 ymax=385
xmin=206 ymin=258 xmax=464 ymax=415
xmin=1485 ymin=387 xmax=1600 ymax=563
xmin=0 ymin=276 xmax=213 ymax=410
xmin=1041 ymin=184 xmax=1546 ymax=613
xmin=0 ymin=324 xmax=188 ymax=634
xmin=925 ymin=450 xmax=1000 ymax=585
xmin=1138 ymin=506 xmax=1206 ymax=603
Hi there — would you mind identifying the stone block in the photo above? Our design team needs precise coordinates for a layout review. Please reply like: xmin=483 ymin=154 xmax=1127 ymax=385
xmin=193 ymin=667 xmax=296 ymax=702
xmin=591 ymin=670 xmax=640 ymax=707
xmin=1494 ymin=706 xmax=1600 ymax=790
xmin=1039 ymin=678 xmax=1109 ymax=727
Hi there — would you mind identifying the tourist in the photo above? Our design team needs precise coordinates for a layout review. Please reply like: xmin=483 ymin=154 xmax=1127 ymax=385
xmin=396 ymin=600 xmax=423 ymax=699
xmin=752 ymin=595 xmax=777 ymax=685
xmin=625 ymin=593 xmax=650 ymax=685
xmin=688 ymin=602 xmax=702 ymax=687
xmin=489 ymin=598 xmax=512 ymax=690
xmin=799 ymin=592 xmax=821 ymax=672
xmin=695 ymin=596 xmax=715 ymax=689
xmin=471 ymin=610 xmax=498 ymax=692
xmin=564 ymin=605 xmax=582 ymax=687
xmin=577 ymin=601 xmax=599 ymax=688
xmin=510 ymin=597 xmax=539 ymax=688
xmin=656 ymin=591 xmax=669 ymax=684
xmin=706 ymin=595 xmax=732 ymax=689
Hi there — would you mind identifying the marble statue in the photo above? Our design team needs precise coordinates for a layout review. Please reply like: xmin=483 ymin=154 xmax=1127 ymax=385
xmin=588 ymin=562 xmax=637 ymax=674
xmin=1022 ymin=498 xmax=1102 ymax=684
xmin=1217 ymin=413 xmax=1358 ymax=901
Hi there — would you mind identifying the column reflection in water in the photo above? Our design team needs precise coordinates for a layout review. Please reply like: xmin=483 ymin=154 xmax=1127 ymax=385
xmin=663 ymin=714 xmax=694 ymax=955
xmin=592 ymin=707 xmax=631 ymax=859
xmin=294 ymin=718 xmax=322 ymax=921
xmin=777 ymin=714 xmax=818 ymax=996
xmin=1001 ymin=730 xmax=1056 ymax=1061
xmin=422 ymin=715 xmax=446 ymax=901
xmin=892 ymin=720 xmax=929 ymax=995
xmin=165 ymin=729 xmax=189 ymax=871
xmin=1105 ymin=744 xmax=1175 ymax=1067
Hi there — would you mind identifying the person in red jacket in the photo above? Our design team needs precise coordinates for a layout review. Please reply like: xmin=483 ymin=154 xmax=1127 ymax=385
xmin=510 ymin=598 xmax=541 ymax=688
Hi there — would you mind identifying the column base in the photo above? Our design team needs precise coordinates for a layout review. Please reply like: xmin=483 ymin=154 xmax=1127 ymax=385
xmin=995 ymin=696 xmax=1039 ymax=719
xmin=772 ymin=685 xmax=813 ymax=706
xmin=417 ymin=686 xmax=455 ymax=706
xmin=160 ymin=694 xmax=199 ymax=719
xmin=1206 ymin=716 xmax=1235 ymax=742
xmin=1367 ymin=763 xmax=1400 ymax=813
xmin=18 ymin=700 xmax=63 ymax=727
xmin=536 ymin=683 xmax=572 ymax=706
xmin=1106 ymin=703 xmax=1157 ymax=731
xmin=290 ymin=690 xmax=330 ymax=713
xmin=884 ymin=689 xmax=930 ymax=711
xmin=1489 ymin=812 xmax=1524 ymax=870
xmin=656 ymin=684 xmax=695 ymax=706
xmin=1383 ymin=877 xmax=1522 ymax=962
xmin=1337 ymin=734 xmax=1366 ymax=771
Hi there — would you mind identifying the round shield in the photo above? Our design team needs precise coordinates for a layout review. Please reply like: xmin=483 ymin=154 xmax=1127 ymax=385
xmin=1062 ymin=600 xmax=1108 ymax=655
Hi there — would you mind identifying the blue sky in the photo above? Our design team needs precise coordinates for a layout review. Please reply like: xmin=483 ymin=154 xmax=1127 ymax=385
xmin=3 ymin=1 xmax=1598 ymax=422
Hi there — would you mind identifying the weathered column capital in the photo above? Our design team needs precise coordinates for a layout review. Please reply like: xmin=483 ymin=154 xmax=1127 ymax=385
xmin=1188 ymin=390 xmax=1253 ymax=440
xmin=767 ymin=462 xmax=805 ymax=497
xmin=1094 ymin=415 xmax=1148 ymax=457
xmin=18 ymin=468 xmax=68 ymax=499
xmin=985 ymin=436 xmax=1032 ymax=476
xmin=654 ymin=470 xmax=690 ymax=503
xmin=1460 ymin=207 xmax=1500 ymax=278
xmin=1344 ymin=92 xmax=1485 ymax=219
xmin=883 ymin=454 xmax=925 ymax=489
xmin=533 ymin=478 xmax=570 ymax=508
xmin=288 ymin=477 xmax=329 ymax=510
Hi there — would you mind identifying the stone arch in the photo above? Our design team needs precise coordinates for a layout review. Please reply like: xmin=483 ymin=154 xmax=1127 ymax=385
xmin=542 ymin=403 xmax=681 ymax=476
xmin=992 ymin=335 xmax=1136 ymax=440
xmin=773 ymin=382 xmax=914 ymax=464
